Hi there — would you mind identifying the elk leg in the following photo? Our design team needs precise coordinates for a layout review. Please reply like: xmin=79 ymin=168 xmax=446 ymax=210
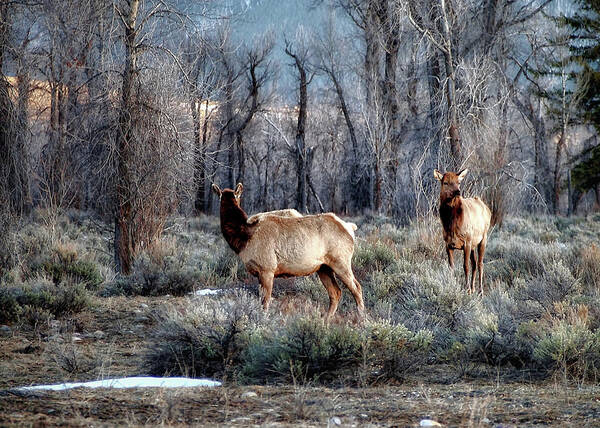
xmin=352 ymin=278 xmax=366 ymax=319
xmin=330 ymin=263 xmax=365 ymax=319
xmin=258 ymin=271 xmax=274 ymax=312
xmin=470 ymin=249 xmax=477 ymax=294
xmin=447 ymin=247 xmax=455 ymax=269
xmin=317 ymin=265 xmax=342 ymax=321
xmin=463 ymin=244 xmax=472 ymax=294
xmin=478 ymin=237 xmax=487 ymax=295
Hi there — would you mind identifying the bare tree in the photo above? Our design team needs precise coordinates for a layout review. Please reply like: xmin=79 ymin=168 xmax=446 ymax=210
xmin=113 ymin=0 xmax=192 ymax=273
xmin=212 ymin=26 xmax=275 ymax=190
xmin=181 ymin=31 xmax=221 ymax=214
xmin=285 ymin=33 xmax=316 ymax=213
xmin=0 ymin=1 xmax=30 ymax=215
xmin=113 ymin=0 xmax=141 ymax=273
xmin=314 ymin=13 xmax=368 ymax=211
xmin=406 ymin=0 xmax=462 ymax=167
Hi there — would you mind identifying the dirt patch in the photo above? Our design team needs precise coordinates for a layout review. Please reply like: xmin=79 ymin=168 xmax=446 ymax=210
xmin=1 ymin=382 xmax=599 ymax=426
xmin=0 ymin=296 xmax=164 ymax=389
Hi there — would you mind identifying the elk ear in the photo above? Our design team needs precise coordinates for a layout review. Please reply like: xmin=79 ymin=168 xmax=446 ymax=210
xmin=457 ymin=168 xmax=469 ymax=182
xmin=234 ymin=183 xmax=243 ymax=198
xmin=211 ymin=183 xmax=222 ymax=198
xmin=433 ymin=169 xmax=444 ymax=181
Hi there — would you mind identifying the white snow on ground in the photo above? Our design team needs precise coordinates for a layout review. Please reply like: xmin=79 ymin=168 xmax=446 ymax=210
xmin=420 ymin=419 xmax=443 ymax=427
xmin=194 ymin=288 xmax=222 ymax=296
xmin=18 ymin=376 xmax=222 ymax=391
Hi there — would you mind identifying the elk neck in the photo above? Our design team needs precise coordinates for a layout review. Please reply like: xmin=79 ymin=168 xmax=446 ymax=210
xmin=439 ymin=194 xmax=463 ymax=234
xmin=219 ymin=197 xmax=252 ymax=254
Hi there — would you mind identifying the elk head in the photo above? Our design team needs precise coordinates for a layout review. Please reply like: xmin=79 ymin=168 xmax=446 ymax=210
xmin=434 ymin=169 xmax=468 ymax=202
xmin=213 ymin=183 xmax=249 ymax=254
xmin=212 ymin=183 xmax=244 ymax=205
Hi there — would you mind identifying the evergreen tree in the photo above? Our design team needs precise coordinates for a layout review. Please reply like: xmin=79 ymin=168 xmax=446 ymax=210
xmin=563 ymin=0 xmax=600 ymax=193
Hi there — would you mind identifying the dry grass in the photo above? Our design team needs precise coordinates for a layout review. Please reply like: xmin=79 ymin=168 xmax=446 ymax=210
xmin=579 ymin=243 xmax=600 ymax=291
xmin=1 ymin=379 xmax=599 ymax=426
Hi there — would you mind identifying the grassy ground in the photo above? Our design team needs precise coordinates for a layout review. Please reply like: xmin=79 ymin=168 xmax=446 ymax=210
xmin=1 ymin=210 xmax=599 ymax=426
xmin=1 ymin=294 xmax=599 ymax=427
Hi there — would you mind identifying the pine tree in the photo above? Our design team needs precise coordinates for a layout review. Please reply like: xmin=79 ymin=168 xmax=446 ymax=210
xmin=563 ymin=0 xmax=600 ymax=193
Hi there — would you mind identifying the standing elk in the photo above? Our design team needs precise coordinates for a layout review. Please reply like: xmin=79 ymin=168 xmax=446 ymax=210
xmin=212 ymin=183 xmax=365 ymax=320
xmin=434 ymin=169 xmax=492 ymax=294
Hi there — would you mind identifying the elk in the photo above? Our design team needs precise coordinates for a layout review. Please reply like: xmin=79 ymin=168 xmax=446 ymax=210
xmin=212 ymin=183 xmax=365 ymax=320
xmin=434 ymin=169 xmax=491 ymax=294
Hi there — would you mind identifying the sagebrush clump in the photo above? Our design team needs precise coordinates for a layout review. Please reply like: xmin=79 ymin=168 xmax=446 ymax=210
xmin=0 ymin=277 xmax=91 ymax=325
xmin=144 ymin=290 xmax=265 ymax=378
xmin=241 ymin=315 xmax=364 ymax=384
xmin=144 ymin=292 xmax=432 ymax=385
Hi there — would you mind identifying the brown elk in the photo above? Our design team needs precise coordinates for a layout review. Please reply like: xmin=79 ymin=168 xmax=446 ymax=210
xmin=434 ymin=169 xmax=492 ymax=294
xmin=212 ymin=183 xmax=365 ymax=320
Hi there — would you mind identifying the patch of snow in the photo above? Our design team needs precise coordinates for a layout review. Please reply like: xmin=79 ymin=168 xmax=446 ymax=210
xmin=329 ymin=416 xmax=342 ymax=425
xmin=420 ymin=420 xmax=443 ymax=427
xmin=18 ymin=376 xmax=221 ymax=391
xmin=194 ymin=289 xmax=222 ymax=296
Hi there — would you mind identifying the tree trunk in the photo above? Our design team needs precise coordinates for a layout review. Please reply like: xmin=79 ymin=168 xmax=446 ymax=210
xmin=364 ymin=1 xmax=380 ymax=117
xmin=12 ymin=44 xmax=31 ymax=212
xmin=553 ymin=133 xmax=566 ymax=215
xmin=263 ymin=147 xmax=271 ymax=209
xmin=365 ymin=2 xmax=383 ymax=212
xmin=236 ymin=131 xmax=245 ymax=185
xmin=223 ymin=73 xmax=235 ymax=188
xmin=427 ymin=53 xmax=443 ymax=159
xmin=482 ymin=0 xmax=498 ymax=52
xmin=330 ymin=74 xmax=358 ymax=159
xmin=533 ymin=98 xmax=552 ymax=204
xmin=440 ymin=0 xmax=461 ymax=167
xmin=328 ymin=71 xmax=367 ymax=212
xmin=567 ymin=169 xmax=573 ymax=216
xmin=512 ymin=94 xmax=551 ymax=206
xmin=114 ymin=0 xmax=140 ymax=275
xmin=202 ymin=100 xmax=212 ymax=213
xmin=374 ymin=154 xmax=382 ymax=212
xmin=193 ymin=99 xmax=210 ymax=214
xmin=296 ymin=138 xmax=307 ymax=213
xmin=191 ymin=98 xmax=205 ymax=214
xmin=57 ymin=81 xmax=68 ymax=207
xmin=380 ymin=0 xmax=400 ymax=148
xmin=286 ymin=47 xmax=309 ymax=213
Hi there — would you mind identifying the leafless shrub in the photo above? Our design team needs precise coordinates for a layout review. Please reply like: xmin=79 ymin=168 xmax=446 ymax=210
xmin=144 ymin=290 xmax=265 ymax=379
xmin=46 ymin=339 xmax=94 ymax=375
